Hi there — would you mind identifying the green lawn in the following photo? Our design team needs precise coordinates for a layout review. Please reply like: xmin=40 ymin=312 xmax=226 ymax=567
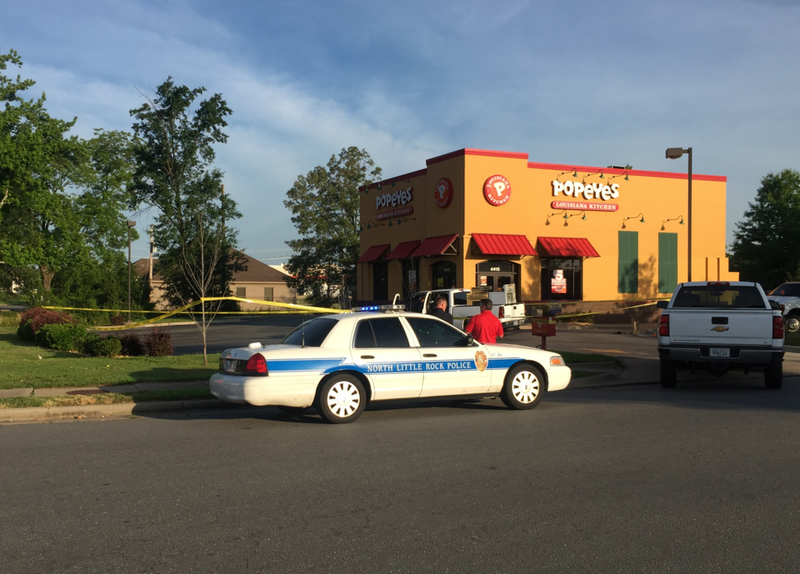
xmin=0 ymin=327 xmax=217 ymax=389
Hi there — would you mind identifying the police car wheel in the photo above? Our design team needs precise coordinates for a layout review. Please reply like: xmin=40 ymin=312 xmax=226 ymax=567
xmin=316 ymin=375 xmax=366 ymax=424
xmin=500 ymin=364 xmax=544 ymax=410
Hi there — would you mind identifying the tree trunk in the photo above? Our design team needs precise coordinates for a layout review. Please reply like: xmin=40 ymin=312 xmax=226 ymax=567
xmin=40 ymin=265 xmax=55 ymax=292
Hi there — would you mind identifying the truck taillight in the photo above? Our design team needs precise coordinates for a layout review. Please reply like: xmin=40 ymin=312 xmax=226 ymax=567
xmin=245 ymin=353 xmax=268 ymax=375
xmin=498 ymin=307 xmax=505 ymax=318
xmin=773 ymin=316 xmax=784 ymax=339
xmin=659 ymin=314 xmax=669 ymax=336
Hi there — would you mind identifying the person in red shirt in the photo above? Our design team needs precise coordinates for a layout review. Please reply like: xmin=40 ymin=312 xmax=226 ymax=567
xmin=464 ymin=298 xmax=504 ymax=344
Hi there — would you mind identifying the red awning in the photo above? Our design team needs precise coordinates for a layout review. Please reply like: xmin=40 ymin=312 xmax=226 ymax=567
xmin=357 ymin=244 xmax=390 ymax=263
xmin=536 ymin=237 xmax=600 ymax=258
xmin=385 ymin=240 xmax=421 ymax=260
xmin=411 ymin=234 xmax=459 ymax=257
xmin=472 ymin=233 xmax=537 ymax=256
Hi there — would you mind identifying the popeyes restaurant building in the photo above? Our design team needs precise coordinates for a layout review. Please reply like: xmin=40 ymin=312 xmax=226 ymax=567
xmin=356 ymin=148 xmax=737 ymax=308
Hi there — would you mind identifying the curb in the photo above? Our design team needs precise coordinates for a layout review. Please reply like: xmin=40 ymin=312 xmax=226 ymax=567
xmin=0 ymin=399 xmax=227 ymax=423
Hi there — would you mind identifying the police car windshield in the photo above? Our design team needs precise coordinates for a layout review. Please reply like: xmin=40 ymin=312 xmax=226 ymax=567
xmin=281 ymin=318 xmax=337 ymax=347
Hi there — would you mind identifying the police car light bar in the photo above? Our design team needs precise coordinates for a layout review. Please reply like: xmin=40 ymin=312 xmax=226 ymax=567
xmin=352 ymin=304 xmax=406 ymax=312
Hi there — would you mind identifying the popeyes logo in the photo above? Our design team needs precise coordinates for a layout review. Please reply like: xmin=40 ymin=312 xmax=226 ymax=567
xmin=552 ymin=180 xmax=620 ymax=201
xmin=376 ymin=186 xmax=415 ymax=221
xmin=483 ymin=175 xmax=511 ymax=206
xmin=435 ymin=178 xmax=453 ymax=208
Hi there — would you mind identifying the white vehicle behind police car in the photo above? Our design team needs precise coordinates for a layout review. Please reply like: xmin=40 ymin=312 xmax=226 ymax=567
xmin=210 ymin=306 xmax=571 ymax=424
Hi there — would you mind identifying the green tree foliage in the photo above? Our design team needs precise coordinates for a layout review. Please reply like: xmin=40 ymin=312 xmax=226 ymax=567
xmin=284 ymin=147 xmax=381 ymax=307
xmin=129 ymin=78 xmax=244 ymax=363
xmin=729 ymin=169 xmax=800 ymax=288
xmin=0 ymin=52 xmax=136 ymax=303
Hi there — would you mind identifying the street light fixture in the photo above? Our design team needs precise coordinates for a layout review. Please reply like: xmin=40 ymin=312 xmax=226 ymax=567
xmin=127 ymin=220 xmax=136 ymax=323
xmin=666 ymin=147 xmax=692 ymax=281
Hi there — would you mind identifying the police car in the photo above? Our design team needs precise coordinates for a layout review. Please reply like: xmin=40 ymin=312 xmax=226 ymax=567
xmin=210 ymin=305 xmax=571 ymax=424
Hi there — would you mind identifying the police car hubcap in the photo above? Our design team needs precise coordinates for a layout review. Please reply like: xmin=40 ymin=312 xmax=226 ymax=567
xmin=327 ymin=381 xmax=360 ymax=417
xmin=512 ymin=371 xmax=540 ymax=404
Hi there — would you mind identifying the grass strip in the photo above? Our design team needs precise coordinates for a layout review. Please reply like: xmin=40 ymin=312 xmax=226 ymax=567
xmin=0 ymin=327 xmax=217 ymax=389
xmin=0 ymin=387 xmax=213 ymax=409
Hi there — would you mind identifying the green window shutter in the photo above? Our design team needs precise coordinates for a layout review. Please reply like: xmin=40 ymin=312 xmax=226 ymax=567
xmin=618 ymin=231 xmax=639 ymax=294
xmin=658 ymin=233 xmax=678 ymax=293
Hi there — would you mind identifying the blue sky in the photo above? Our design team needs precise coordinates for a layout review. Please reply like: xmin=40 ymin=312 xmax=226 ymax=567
xmin=4 ymin=0 xmax=799 ymax=263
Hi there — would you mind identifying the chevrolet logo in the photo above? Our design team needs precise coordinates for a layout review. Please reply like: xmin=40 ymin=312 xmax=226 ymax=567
xmin=710 ymin=326 xmax=729 ymax=332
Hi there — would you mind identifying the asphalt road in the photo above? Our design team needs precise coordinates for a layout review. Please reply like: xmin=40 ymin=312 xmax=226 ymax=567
xmin=4 ymin=318 xmax=800 ymax=572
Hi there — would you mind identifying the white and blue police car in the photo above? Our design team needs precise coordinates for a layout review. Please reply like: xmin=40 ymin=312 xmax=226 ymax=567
xmin=210 ymin=305 xmax=571 ymax=424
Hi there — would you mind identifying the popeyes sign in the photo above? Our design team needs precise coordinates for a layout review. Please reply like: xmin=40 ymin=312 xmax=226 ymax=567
xmin=552 ymin=180 xmax=620 ymax=201
xmin=376 ymin=186 xmax=414 ymax=221
xmin=484 ymin=175 xmax=512 ymax=206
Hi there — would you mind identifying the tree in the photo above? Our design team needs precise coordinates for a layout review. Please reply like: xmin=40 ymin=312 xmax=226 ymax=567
xmin=129 ymin=77 xmax=243 ymax=364
xmin=729 ymin=169 xmax=800 ymax=288
xmin=0 ymin=50 xmax=106 ymax=295
xmin=284 ymin=147 xmax=382 ymax=307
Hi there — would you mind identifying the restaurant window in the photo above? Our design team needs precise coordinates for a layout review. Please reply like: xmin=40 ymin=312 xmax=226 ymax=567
xmin=373 ymin=262 xmax=389 ymax=302
xmin=432 ymin=261 xmax=456 ymax=290
xmin=540 ymin=258 xmax=582 ymax=300
xmin=618 ymin=231 xmax=639 ymax=294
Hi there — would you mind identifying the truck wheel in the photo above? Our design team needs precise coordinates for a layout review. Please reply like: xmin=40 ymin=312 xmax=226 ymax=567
xmin=785 ymin=314 xmax=800 ymax=334
xmin=765 ymin=361 xmax=783 ymax=390
xmin=660 ymin=358 xmax=677 ymax=388
xmin=500 ymin=364 xmax=544 ymax=410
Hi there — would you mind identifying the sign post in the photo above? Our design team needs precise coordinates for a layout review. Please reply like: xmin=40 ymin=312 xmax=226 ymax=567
xmin=531 ymin=318 xmax=556 ymax=350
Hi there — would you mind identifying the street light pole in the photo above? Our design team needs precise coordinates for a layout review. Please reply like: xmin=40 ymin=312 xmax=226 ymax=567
xmin=666 ymin=147 xmax=692 ymax=282
xmin=127 ymin=220 xmax=136 ymax=322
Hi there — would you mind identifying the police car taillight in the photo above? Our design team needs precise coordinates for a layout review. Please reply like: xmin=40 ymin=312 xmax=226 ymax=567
xmin=245 ymin=353 xmax=268 ymax=375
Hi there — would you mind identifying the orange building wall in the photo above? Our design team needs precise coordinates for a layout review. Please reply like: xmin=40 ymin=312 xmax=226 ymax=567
xmin=357 ymin=149 xmax=737 ymax=303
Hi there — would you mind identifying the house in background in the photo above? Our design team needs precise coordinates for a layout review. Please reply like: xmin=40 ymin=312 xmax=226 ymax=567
xmin=134 ymin=251 xmax=297 ymax=311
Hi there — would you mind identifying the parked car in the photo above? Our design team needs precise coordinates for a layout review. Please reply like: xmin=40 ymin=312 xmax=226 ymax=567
xmin=210 ymin=306 xmax=571 ymax=423
xmin=767 ymin=282 xmax=800 ymax=333
xmin=656 ymin=281 xmax=784 ymax=389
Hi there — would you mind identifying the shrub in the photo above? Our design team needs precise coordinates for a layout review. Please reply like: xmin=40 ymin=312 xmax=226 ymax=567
xmin=35 ymin=323 xmax=88 ymax=351
xmin=84 ymin=335 xmax=122 ymax=357
xmin=145 ymin=328 xmax=173 ymax=357
xmin=17 ymin=320 xmax=34 ymax=341
xmin=110 ymin=313 xmax=126 ymax=326
xmin=119 ymin=332 xmax=146 ymax=357
xmin=17 ymin=307 xmax=74 ymax=340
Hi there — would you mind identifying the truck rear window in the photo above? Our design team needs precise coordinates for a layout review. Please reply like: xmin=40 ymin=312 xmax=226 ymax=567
xmin=672 ymin=286 xmax=765 ymax=309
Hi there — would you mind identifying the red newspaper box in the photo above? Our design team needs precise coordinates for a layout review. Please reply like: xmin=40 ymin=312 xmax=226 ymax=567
xmin=531 ymin=319 xmax=556 ymax=349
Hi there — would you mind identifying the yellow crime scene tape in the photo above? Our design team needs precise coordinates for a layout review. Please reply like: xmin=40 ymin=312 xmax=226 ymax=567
xmin=45 ymin=297 xmax=349 ymax=332
xmin=44 ymin=297 xmax=668 ymax=332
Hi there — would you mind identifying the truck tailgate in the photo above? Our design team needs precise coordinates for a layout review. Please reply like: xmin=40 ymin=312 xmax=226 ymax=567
xmin=668 ymin=310 xmax=774 ymax=346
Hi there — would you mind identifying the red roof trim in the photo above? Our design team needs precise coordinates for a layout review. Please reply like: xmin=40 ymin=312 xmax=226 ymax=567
xmin=385 ymin=240 xmax=421 ymax=260
xmin=357 ymin=244 xmax=390 ymax=263
xmin=472 ymin=234 xmax=537 ymax=256
xmin=537 ymin=237 xmax=600 ymax=258
xmin=527 ymin=161 xmax=726 ymax=183
xmin=427 ymin=148 xmax=530 ymax=166
xmin=411 ymin=234 xmax=459 ymax=257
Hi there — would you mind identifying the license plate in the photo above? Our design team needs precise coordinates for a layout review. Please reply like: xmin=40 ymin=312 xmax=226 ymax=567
xmin=710 ymin=348 xmax=730 ymax=358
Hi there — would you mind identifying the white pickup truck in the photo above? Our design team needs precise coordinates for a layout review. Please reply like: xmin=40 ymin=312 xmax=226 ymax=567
xmin=656 ymin=281 xmax=784 ymax=389
xmin=412 ymin=286 xmax=527 ymax=330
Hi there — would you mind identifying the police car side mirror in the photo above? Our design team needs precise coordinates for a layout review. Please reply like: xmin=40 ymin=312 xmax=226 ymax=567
xmin=466 ymin=334 xmax=474 ymax=346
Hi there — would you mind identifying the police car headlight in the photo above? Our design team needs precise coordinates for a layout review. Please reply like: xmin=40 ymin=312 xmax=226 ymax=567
xmin=549 ymin=355 xmax=565 ymax=367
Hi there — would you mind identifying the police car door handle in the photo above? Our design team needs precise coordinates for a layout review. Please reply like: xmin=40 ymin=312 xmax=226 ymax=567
xmin=423 ymin=353 xmax=437 ymax=357
xmin=360 ymin=355 xmax=375 ymax=360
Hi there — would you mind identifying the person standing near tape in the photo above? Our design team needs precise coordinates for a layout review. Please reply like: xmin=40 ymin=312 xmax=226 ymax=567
xmin=464 ymin=298 xmax=504 ymax=344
